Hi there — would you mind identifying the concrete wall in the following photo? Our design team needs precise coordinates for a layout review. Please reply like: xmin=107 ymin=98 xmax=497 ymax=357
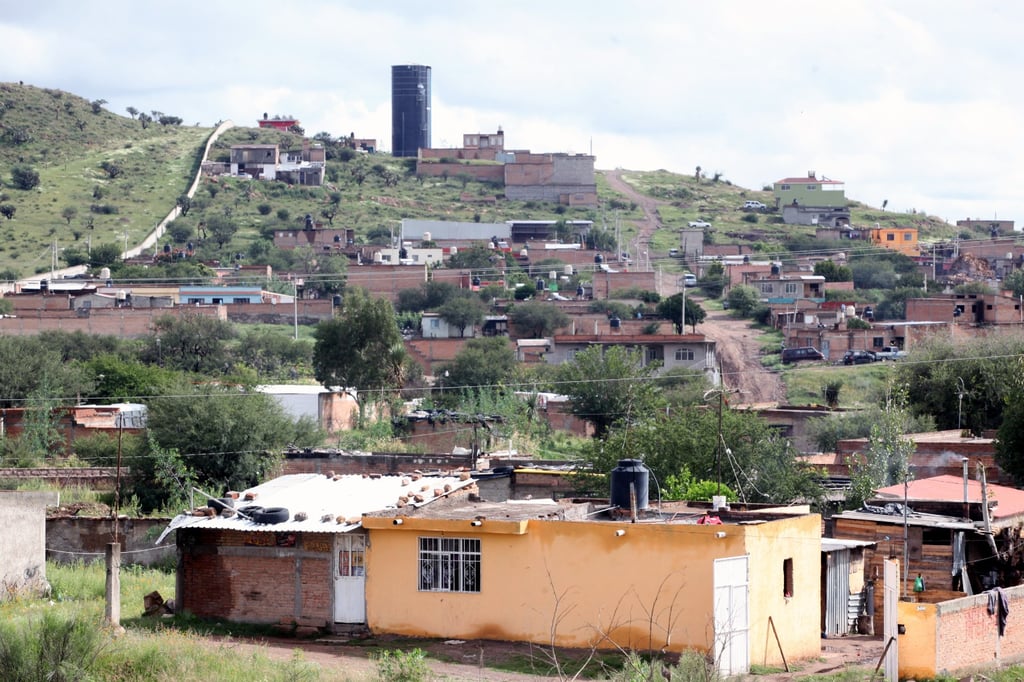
xmin=46 ymin=517 xmax=174 ymax=567
xmin=363 ymin=513 xmax=822 ymax=665
xmin=0 ymin=491 xmax=58 ymax=599
xmin=177 ymin=528 xmax=334 ymax=628
xmin=898 ymin=585 xmax=1024 ymax=679
xmin=279 ymin=451 xmax=481 ymax=477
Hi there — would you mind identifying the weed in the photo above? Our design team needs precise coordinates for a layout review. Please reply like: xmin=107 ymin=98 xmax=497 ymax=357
xmin=374 ymin=648 xmax=429 ymax=682
xmin=0 ymin=609 xmax=105 ymax=681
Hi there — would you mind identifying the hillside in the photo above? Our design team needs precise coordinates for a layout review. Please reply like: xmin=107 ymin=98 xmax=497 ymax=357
xmin=0 ymin=82 xmax=963 ymax=280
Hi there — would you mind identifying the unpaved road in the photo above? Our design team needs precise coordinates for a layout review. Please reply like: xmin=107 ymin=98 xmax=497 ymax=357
xmin=601 ymin=171 xmax=784 ymax=405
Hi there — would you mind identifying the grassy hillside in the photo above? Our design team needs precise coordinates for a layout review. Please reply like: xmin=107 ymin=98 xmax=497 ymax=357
xmin=0 ymin=82 xmax=970 ymax=280
xmin=0 ymin=83 xmax=211 ymax=277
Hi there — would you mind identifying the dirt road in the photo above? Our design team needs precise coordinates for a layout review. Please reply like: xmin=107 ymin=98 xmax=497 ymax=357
xmin=601 ymin=171 xmax=784 ymax=405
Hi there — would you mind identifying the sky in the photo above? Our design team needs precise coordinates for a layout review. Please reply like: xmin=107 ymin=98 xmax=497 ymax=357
xmin=2 ymin=1 xmax=1023 ymax=227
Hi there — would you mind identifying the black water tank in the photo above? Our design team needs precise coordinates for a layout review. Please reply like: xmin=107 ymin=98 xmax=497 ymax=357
xmin=609 ymin=315 xmax=621 ymax=329
xmin=610 ymin=459 xmax=649 ymax=511
xmin=771 ymin=262 xmax=781 ymax=275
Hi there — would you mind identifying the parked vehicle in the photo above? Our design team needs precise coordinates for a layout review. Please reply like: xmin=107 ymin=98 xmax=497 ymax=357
xmin=669 ymin=248 xmax=681 ymax=258
xmin=683 ymin=273 xmax=698 ymax=287
xmin=842 ymin=350 xmax=877 ymax=365
xmin=781 ymin=346 xmax=825 ymax=364
xmin=873 ymin=346 xmax=907 ymax=361
xmin=742 ymin=200 xmax=767 ymax=211
xmin=688 ymin=220 xmax=712 ymax=228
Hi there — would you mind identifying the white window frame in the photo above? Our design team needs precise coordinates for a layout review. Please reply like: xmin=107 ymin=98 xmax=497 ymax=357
xmin=418 ymin=537 xmax=481 ymax=593
xmin=675 ymin=348 xmax=695 ymax=362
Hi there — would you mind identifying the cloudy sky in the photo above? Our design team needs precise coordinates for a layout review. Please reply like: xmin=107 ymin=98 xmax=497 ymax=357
xmin=2 ymin=1 xmax=1021 ymax=226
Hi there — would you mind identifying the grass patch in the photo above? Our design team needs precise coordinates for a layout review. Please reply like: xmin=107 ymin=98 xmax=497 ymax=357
xmin=782 ymin=363 xmax=891 ymax=408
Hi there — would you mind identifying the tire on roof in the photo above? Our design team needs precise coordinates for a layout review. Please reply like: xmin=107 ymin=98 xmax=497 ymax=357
xmin=252 ymin=507 xmax=290 ymax=524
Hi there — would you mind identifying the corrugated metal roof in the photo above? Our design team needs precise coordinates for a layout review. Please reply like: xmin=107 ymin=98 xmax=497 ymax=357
xmin=822 ymin=538 xmax=876 ymax=552
xmin=875 ymin=475 xmax=1024 ymax=520
xmin=156 ymin=473 xmax=474 ymax=543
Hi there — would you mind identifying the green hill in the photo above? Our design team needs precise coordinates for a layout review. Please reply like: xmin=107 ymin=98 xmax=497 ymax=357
xmin=0 ymin=82 xmax=963 ymax=279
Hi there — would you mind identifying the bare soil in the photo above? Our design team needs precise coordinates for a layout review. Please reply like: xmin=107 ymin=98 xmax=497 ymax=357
xmin=601 ymin=171 xmax=784 ymax=406
xmin=212 ymin=632 xmax=884 ymax=680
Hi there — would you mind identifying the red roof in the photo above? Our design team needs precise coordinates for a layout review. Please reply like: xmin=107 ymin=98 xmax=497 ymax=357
xmin=875 ymin=475 xmax=1024 ymax=520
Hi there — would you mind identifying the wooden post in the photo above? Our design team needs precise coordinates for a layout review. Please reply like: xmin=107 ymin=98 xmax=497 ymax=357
xmin=105 ymin=542 xmax=121 ymax=626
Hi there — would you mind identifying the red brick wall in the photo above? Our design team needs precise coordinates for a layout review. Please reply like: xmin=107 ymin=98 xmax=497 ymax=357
xmin=178 ymin=529 xmax=332 ymax=628
xmin=415 ymin=163 xmax=505 ymax=183
xmin=0 ymin=305 xmax=224 ymax=338
xmin=278 ymin=452 xmax=478 ymax=477
xmin=933 ymin=586 xmax=1024 ymax=673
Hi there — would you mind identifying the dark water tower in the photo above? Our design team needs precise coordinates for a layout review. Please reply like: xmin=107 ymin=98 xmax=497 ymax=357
xmin=391 ymin=64 xmax=431 ymax=157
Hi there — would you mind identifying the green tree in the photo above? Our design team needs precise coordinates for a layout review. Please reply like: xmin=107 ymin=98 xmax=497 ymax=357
xmin=437 ymin=337 xmax=517 ymax=401
xmin=1003 ymin=269 xmax=1024 ymax=298
xmin=144 ymin=384 xmax=298 ymax=504
xmin=313 ymin=288 xmax=407 ymax=424
xmin=727 ymin=284 xmax=761 ymax=316
xmin=0 ymin=205 xmax=15 ymax=220
xmin=508 ymin=301 xmax=569 ymax=337
xmin=89 ymin=242 xmax=123 ymax=267
xmin=847 ymin=384 xmax=916 ymax=508
xmin=0 ymin=336 xmax=91 ymax=408
xmin=151 ymin=312 xmax=236 ymax=374
xmin=437 ymin=295 xmax=486 ymax=337
xmin=10 ymin=165 xmax=40 ymax=190
xmin=448 ymin=244 xmax=504 ymax=270
xmin=814 ymin=259 xmax=853 ymax=282
xmin=699 ymin=261 xmax=726 ymax=297
xmin=166 ymin=218 xmax=194 ymax=243
xmin=206 ymin=215 xmax=238 ymax=248
xmin=61 ymin=206 xmax=78 ymax=226
xmin=656 ymin=293 xmax=706 ymax=333
xmin=996 ymin=376 xmax=1024 ymax=485
xmin=553 ymin=345 xmax=663 ymax=438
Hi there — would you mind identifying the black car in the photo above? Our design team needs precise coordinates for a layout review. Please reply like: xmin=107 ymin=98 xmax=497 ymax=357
xmin=842 ymin=350 xmax=876 ymax=365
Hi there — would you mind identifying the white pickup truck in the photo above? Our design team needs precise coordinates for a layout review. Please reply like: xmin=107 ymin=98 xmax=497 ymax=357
xmin=873 ymin=346 xmax=907 ymax=361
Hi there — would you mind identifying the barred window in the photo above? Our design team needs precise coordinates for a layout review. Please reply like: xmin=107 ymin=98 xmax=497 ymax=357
xmin=418 ymin=537 xmax=481 ymax=593
xmin=675 ymin=348 xmax=694 ymax=361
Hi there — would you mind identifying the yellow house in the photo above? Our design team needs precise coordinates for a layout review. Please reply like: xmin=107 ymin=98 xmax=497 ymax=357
xmin=362 ymin=498 xmax=822 ymax=677
xmin=869 ymin=226 xmax=918 ymax=256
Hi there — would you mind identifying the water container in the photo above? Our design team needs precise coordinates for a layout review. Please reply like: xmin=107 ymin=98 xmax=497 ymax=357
xmin=422 ymin=231 xmax=432 ymax=242
xmin=549 ymin=270 xmax=558 ymax=280
xmin=610 ymin=459 xmax=649 ymax=511
xmin=564 ymin=264 xmax=574 ymax=275
xmin=100 ymin=267 xmax=111 ymax=280
xmin=610 ymin=316 xmax=621 ymax=329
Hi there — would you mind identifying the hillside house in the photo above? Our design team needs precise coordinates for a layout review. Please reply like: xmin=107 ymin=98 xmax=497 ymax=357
xmin=745 ymin=274 xmax=827 ymax=303
xmin=229 ymin=142 xmax=324 ymax=186
xmin=547 ymin=332 xmax=717 ymax=380
xmin=257 ymin=114 xmax=299 ymax=131
xmin=868 ymin=226 xmax=918 ymax=256
xmin=906 ymin=292 xmax=1024 ymax=325
xmin=774 ymin=173 xmax=850 ymax=226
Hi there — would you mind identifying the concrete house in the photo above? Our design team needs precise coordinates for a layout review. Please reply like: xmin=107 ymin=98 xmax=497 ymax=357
xmin=548 ymin=332 xmax=717 ymax=380
xmin=361 ymin=488 xmax=823 ymax=677
xmin=164 ymin=473 xmax=475 ymax=631
xmin=774 ymin=173 xmax=850 ymax=227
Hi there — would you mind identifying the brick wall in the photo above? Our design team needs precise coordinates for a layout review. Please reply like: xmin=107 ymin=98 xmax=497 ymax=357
xmin=279 ymin=451 xmax=479 ymax=477
xmin=415 ymin=162 xmax=505 ymax=183
xmin=46 ymin=517 xmax=173 ymax=567
xmin=178 ymin=528 xmax=333 ymax=628
xmin=0 ymin=305 xmax=224 ymax=338
xmin=930 ymin=585 xmax=1024 ymax=674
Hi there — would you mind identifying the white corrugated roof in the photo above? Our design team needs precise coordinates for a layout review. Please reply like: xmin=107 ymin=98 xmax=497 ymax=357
xmin=156 ymin=473 xmax=474 ymax=543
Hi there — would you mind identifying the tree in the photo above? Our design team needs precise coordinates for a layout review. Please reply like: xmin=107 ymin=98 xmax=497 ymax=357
xmin=89 ymin=242 xmax=123 ymax=267
xmin=126 ymin=106 xmax=139 ymax=120
xmin=176 ymin=194 xmax=192 ymax=217
xmin=699 ymin=260 xmax=725 ymax=297
xmin=396 ymin=281 xmax=459 ymax=313
xmin=166 ymin=218 xmax=194 ymax=243
xmin=138 ymin=112 xmax=152 ymax=129
xmin=90 ymin=99 xmax=106 ymax=114
xmin=553 ymin=345 xmax=663 ymax=438
xmin=448 ymin=244 xmax=503 ymax=270
xmin=1003 ymin=269 xmax=1024 ymax=298
xmin=99 ymin=161 xmax=122 ymax=179
xmin=847 ymin=384 xmax=916 ymax=508
xmin=437 ymin=337 xmax=517 ymax=401
xmin=814 ymin=259 xmax=853 ymax=282
xmin=206 ymin=215 xmax=238 ymax=248
xmin=0 ymin=205 xmax=14 ymax=220
xmin=158 ymin=115 xmax=183 ymax=126
xmin=313 ymin=288 xmax=407 ymax=424
xmin=0 ymin=336 xmax=91 ymax=409
xmin=581 ymin=408 xmax=824 ymax=505
xmin=61 ymin=206 xmax=78 ymax=225
xmin=10 ymin=165 xmax=40 ymax=190
xmin=437 ymin=295 xmax=486 ymax=337
xmin=143 ymin=384 xmax=299 ymax=506
xmin=727 ymin=284 xmax=761 ymax=316
xmin=508 ymin=301 xmax=569 ymax=337
xmin=151 ymin=312 xmax=236 ymax=374
xmin=656 ymin=293 xmax=705 ymax=333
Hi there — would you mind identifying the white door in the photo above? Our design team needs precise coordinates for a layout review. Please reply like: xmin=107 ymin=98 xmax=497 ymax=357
xmin=714 ymin=555 xmax=750 ymax=677
xmin=883 ymin=559 xmax=899 ymax=681
xmin=334 ymin=534 xmax=366 ymax=623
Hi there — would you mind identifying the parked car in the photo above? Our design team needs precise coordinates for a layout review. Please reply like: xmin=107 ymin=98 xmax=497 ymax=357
xmin=669 ymin=248 xmax=681 ymax=258
xmin=742 ymin=200 xmax=767 ymax=211
xmin=688 ymin=220 xmax=712 ymax=228
xmin=683 ymin=273 xmax=698 ymax=287
xmin=842 ymin=350 xmax=877 ymax=365
xmin=873 ymin=346 xmax=907 ymax=361
xmin=781 ymin=346 xmax=825 ymax=364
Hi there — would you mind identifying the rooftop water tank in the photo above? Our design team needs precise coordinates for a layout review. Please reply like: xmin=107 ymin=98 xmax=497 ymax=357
xmin=610 ymin=459 xmax=649 ymax=511
xmin=422 ymin=231 xmax=431 ymax=242
xmin=100 ymin=267 xmax=111 ymax=280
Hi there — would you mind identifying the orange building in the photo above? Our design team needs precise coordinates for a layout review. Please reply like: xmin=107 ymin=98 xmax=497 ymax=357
xmin=869 ymin=226 xmax=919 ymax=255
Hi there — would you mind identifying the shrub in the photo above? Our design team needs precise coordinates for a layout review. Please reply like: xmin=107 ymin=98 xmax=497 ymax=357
xmin=10 ymin=165 xmax=40 ymax=191
xmin=374 ymin=648 xmax=429 ymax=682
xmin=257 ymin=203 xmax=272 ymax=216
xmin=0 ymin=610 xmax=105 ymax=681
xmin=741 ymin=212 xmax=759 ymax=223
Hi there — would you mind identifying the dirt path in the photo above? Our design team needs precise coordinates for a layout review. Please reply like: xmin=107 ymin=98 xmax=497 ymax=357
xmin=601 ymin=171 xmax=784 ymax=405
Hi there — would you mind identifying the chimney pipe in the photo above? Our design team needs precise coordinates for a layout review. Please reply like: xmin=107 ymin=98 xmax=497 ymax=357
xmin=962 ymin=457 xmax=970 ymax=519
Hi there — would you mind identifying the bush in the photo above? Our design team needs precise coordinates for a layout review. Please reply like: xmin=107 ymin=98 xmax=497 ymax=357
xmin=741 ymin=212 xmax=759 ymax=223
xmin=257 ymin=203 xmax=272 ymax=215
xmin=0 ymin=610 xmax=105 ymax=681
xmin=374 ymin=649 xmax=429 ymax=682
xmin=10 ymin=165 xmax=40 ymax=191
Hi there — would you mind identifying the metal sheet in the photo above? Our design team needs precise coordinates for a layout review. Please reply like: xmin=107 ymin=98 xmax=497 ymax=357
xmin=824 ymin=548 xmax=851 ymax=637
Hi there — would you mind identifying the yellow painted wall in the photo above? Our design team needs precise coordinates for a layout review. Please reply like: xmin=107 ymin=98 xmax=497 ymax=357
xmin=869 ymin=228 xmax=919 ymax=256
xmin=363 ymin=514 xmax=821 ymax=666
xmin=898 ymin=600 xmax=937 ymax=679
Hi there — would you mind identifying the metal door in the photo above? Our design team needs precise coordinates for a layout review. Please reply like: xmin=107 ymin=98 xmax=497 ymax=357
xmin=334 ymin=534 xmax=366 ymax=623
xmin=883 ymin=559 xmax=899 ymax=681
xmin=714 ymin=555 xmax=750 ymax=676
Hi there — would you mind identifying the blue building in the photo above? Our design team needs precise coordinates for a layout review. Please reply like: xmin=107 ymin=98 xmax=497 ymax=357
xmin=178 ymin=286 xmax=263 ymax=305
